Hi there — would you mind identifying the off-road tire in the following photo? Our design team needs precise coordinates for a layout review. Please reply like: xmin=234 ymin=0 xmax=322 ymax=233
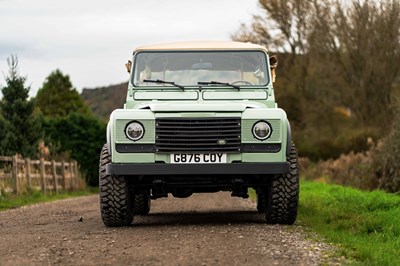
xmin=99 ymin=144 xmax=133 ymax=227
xmin=265 ymin=142 xmax=299 ymax=225
xmin=134 ymin=192 xmax=151 ymax=215
xmin=256 ymin=192 xmax=266 ymax=213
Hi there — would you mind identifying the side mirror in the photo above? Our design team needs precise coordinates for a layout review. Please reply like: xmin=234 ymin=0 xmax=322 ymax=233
xmin=269 ymin=55 xmax=278 ymax=69
xmin=269 ymin=55 xmax=278 ymax=83
xmin=125 ymin=60 xmax=132 ymax=73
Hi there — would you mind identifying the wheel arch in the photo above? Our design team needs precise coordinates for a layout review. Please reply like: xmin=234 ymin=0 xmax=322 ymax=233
xmin=286 ymin=120 xmax=292 ymax=156
xmin=106 ymin=122 xmax=111 ymax=155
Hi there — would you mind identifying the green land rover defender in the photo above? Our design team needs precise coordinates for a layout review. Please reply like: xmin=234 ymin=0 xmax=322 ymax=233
xmin=99 ymin=41 xmax=299 ymax=227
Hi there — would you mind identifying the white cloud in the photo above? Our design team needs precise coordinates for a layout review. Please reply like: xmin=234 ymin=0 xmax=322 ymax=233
xmin=0 ymin=0 xmax=259 ymax=96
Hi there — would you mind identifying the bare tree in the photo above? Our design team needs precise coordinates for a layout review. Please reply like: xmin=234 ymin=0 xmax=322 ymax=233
xmin=232 ymin=0 xmax=315 ymax=126
xmin=233 ymin=0 xmax=400 ymax=129
xmin=233 ymin=0 xmax=312 ymax=54
xmin=309 ymin=0 xmax=400 ymax=128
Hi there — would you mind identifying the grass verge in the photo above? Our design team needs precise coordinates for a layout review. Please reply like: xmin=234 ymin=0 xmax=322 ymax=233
xmin=298 ymin=180 xmax=400 ymax=265
xmin=0 ymin=187 xmax=98 ymax=211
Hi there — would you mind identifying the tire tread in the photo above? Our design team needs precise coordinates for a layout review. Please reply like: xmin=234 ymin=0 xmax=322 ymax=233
xmin=134 ymin=193 xmax=151 ymax=215
xmin=265 ymin=142 xmax=299 ymax=225
xmin=99 ymin=144 xmax=133 ymax=227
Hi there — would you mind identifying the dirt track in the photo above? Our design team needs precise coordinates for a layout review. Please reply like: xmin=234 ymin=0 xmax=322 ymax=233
xmin=0 ymin=193 xmax=338 ymax=265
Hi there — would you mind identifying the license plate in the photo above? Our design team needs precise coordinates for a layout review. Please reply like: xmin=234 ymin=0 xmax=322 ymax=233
xmin=170 ymin=153 xmax=227 ymax=164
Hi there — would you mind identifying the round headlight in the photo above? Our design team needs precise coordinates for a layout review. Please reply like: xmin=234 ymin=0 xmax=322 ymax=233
xmin=252 ymin=121 xmax=272 ymax=140
xmin=125 ymin=121 xmax=144 ymax=141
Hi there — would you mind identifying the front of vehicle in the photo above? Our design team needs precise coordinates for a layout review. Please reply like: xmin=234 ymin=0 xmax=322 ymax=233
xmin=100 ymin=41 xmax=298 ymax=227
xmin=108 ymin=41 xmax=290 ymax=170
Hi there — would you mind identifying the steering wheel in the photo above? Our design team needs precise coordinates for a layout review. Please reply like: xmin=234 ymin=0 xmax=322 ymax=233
xmin=231 ymin=80 xmax=254 ymax=85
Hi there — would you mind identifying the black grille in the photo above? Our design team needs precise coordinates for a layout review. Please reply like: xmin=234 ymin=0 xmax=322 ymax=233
xmin=155 ymin=118 xmax=241 ymax=153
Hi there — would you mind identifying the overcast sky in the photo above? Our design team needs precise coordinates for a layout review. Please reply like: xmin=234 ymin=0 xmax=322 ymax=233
xmin=0 ymin=0 xmax=260 ymax=96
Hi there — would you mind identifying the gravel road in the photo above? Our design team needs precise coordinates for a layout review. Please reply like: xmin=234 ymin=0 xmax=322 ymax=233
xmin=0 ymin=193 xmax=340 ymax=265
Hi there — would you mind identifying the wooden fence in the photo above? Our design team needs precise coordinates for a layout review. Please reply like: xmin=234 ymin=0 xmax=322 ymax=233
xmin=0 ymin=155 xmax=81 ymax=195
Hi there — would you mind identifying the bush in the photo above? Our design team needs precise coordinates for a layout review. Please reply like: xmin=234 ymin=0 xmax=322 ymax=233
xmin=41 ymin=112 xmax=106 ymax=186
xmin=296 ymin=127 xmax=379 ymax=161
xmin=373 ymin=110 xmax=400 ymax=193
xmin=301 ymin=150 xmax=378 ymax=191
xmin=301 ymin=115 xmax=400 ymax=193
xmin=292 ymin=98 xmax=380 ymax=161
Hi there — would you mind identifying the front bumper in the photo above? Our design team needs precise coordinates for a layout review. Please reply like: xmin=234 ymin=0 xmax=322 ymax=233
xmin=106 ymin=162 xmax=290 ymax=176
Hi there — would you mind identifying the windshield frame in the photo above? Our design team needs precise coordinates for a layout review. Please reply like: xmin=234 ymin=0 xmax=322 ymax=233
xmin=130 ymin=50 xmax=271 ymax=90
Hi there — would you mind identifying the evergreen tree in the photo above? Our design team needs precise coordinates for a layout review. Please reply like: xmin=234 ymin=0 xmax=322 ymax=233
xmin=0 ymin=114 xmax=7 ymax=152
xmin=0 ymin=55 xmax=41 ymax=157
xmin=36 ymin=69 xmax=106 ymax=186
xmin=35 ymin=69 xmax=90 ymax=116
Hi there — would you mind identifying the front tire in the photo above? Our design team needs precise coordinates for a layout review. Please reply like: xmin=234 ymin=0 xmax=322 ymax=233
xmin=265 ymin=142 xmax=299 ymax=225
xmin=134 ymin=192 xmax=151 ymax=215
xmin=99 ymin=144 xmax=133 ymax=227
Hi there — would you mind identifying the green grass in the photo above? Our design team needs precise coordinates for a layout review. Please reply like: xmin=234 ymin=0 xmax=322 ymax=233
xmin=0 ymin=187 xmax=98 ymax=211
xmin=298 ymin=181 xmax=400 ymax=265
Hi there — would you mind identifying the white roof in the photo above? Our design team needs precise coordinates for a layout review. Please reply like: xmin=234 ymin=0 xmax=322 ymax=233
xmin=134 ymin=41 xmax=268 ymax=52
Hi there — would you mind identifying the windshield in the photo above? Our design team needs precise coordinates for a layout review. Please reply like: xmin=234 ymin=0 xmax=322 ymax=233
xmin=132 ymin=51 xmax=269 ymax=88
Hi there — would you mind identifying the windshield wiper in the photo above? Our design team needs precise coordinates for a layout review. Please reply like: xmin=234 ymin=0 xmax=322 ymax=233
xmin=143 ymin=79 xmax=185 ymax=90
xmin=198 ymin=81 xmax=240 ymax=90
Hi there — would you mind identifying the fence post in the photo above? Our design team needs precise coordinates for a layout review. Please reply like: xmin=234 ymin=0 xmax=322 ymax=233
xmin=74 ymin=162 xmax=79 ymax=190
xmin=12 ymin=155 xmax=19 ymax=195
xmin=51 ymin=160 xmax=58 ymax=194
xmin=72 ymin=161 xmax=79 ymax=190
xmin=69 ymin=162 xmax=74 ymax=190
xmin=25 ymin=158 xmax=31 ymax=189
xmin=61 ymin=160 xmax=66 ymax=191
xmin=40 ymin=158 xmax=46 ymax=194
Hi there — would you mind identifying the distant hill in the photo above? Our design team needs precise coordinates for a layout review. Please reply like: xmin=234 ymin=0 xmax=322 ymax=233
xmin=81 ymin=82 xmax=128 ymax=120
